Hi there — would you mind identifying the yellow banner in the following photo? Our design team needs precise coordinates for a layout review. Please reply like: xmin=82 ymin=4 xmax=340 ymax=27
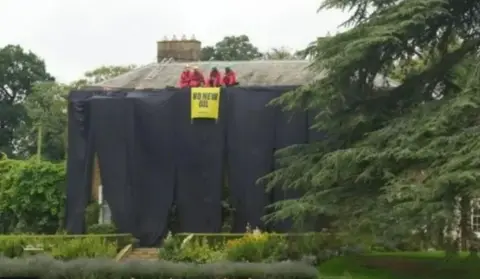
xmin=190 ymin=87 xmax=221 ymax=120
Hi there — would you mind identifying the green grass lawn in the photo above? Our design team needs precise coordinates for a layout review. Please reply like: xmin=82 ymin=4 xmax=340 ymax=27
xmin=318 ymin=251 xmax=478 ymax=279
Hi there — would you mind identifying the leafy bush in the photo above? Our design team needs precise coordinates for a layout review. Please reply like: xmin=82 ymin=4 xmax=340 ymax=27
xmin=0 ymin=238 xmax=25 ymax=258
xmin=174 ymin=232 xmax=247 ymax=246
xmin=87 ymin=223 xmax=117 ymax=234
xmin=172 ymin=232 xmax=363 ymax=264
xmin=224 ymin=229 xmax=288 ymax=262
xmin=160 ymin=233 xmax=224 ymax=263
xmin=84 ymin=202 xmax=100 ymax=227
xmin=0 ymin=234 xmax=133 ymax=259
xmin=0 ymin=157 xmax=65 ymax=234
xmin=50 ymin=237 xmax=117 ymax=260
xmin=0 ymin=256 xmax=319 ymax=279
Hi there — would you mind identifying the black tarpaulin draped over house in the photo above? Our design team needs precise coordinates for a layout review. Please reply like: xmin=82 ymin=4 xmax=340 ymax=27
xmin=65 ymin=86 xmax=319 ymax=244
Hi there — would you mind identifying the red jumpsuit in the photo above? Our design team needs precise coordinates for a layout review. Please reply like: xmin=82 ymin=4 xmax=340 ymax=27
xmin=189 ymin=70 xmax=205 ymax=87
xmin=223 ymin=71 xmax=237 ymax=86
xmin=178 ymin=70 xmax=191 ymax=88
xmin=207 ymin=71 xmax=222 ymax=87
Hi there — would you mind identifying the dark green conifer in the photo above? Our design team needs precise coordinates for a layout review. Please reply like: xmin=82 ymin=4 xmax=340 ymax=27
xmin=265 ymin=0 xmax=480 ymax=249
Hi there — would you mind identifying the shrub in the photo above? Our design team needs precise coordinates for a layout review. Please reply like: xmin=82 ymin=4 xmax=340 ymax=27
xmin=225 ymin=229 xmax=288 ymax=262
xmin=172 ymin=232 xmax=363 ymax=264
xmin=160 ymin=233 xmax=224 ymax=263
xmin=87 ymin=223 xmax=117 ymax=234
xmin=0 ymin=234 xmax=133 ymax=259
xmin=0 ymin=158 xmax=65 ymax=234
xmin=84 ymin=202 xmax=100 ymax=227
xmin=50 ymin=237 xmax=117 ymax=260
xmin=0 ymin=238 xmax=25 ymax=258
xmin=0 ymin=256 xmax=319 ymax=279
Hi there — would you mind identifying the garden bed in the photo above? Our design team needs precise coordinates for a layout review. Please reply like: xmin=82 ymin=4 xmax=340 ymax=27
xmin=0 ymin=234 xmax=134 ymax=259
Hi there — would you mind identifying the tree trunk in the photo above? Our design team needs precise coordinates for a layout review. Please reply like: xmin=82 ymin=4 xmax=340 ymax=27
xmin=460 ymin=195 xmax=472 ymax=251
xmin=36 ymin=124 xmax=43 ymax=161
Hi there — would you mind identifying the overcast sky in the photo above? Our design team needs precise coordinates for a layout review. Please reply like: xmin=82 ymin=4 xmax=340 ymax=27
xmin=1 ymin=0 xmax=349 ymax=83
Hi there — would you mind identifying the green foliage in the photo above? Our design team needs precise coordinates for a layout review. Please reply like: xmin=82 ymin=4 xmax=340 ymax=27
xmin=265 ymin=0 xmax=480 ymax=249
xmin=70 ymin=64 xmax=137 ymax=89
xmin=16 ymin=81 xmax=69 ymax=161
xmin=0 ymin=44 xmax=54 ymax=156
xmin=84 ymin=202 xmax=100 ymax=227
xmin=87 ymin=224 xmax=117 ymax=234
xmin=0 ymin=157 xmax=65 ymax=233
xmin=164 ymin=232 xmax=360 ymax=264
xmin=319 ymin=252 xmax=480 ymax=279
xmin=0 ymin=234 xmax=133 ymax=259
xmin=200 ymin=35 xmax=262 ymax=61
xmin=49 ymin=237 xmax=117 ymax=260
xmin=160 ymin=233 xmax=224 ymax=263
xmin=0 ymin=256 xmax=319 ymax=279
xmin=224 ymin=232 xmax=288 ymax=262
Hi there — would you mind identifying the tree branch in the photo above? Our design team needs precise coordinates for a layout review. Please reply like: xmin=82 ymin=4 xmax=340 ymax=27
xmin=391 ymin=38 xmax=480 ymax=98
xmin=0 ymin=86 xmax=14 ymax=101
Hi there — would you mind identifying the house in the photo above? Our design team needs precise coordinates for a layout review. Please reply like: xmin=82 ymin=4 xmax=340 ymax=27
xmin=89 ymin=36 xmax=321 ymax=210
xmin=89 ymin=36 xmax=396 ymax=224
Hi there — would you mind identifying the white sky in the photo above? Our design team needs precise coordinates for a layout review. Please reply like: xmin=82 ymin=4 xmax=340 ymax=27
xmin=0 ymin=0 xmax=349 ymax=83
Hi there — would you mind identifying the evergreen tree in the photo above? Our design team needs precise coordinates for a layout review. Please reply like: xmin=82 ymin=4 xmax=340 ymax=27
xmin=265 ymin=0 xmax=480 ymax=250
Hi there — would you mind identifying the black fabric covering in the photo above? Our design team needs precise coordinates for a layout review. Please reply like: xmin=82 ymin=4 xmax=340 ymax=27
xmin=65 ymin=85 xmax=330 ymax=241
xmin=90 ymin=96 xmax=135 ymax=234
xmin=272 ymin=101 xmax=308 ymax=232
xmin=227 ymin=87 xmax=279 ymax=232
xmin=65 ymin=91 xmax=96 ymax=234
xmin=172 ymin=88 xmax=225 ymax=233
xmin=128 ymin=90 xmax=176 ymax=245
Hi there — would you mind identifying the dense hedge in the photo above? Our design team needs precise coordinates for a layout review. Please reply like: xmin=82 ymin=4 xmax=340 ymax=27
xmin=0 ymin=234 xmax=134 ymax=259
xmin=0 ymin=256 xmax=318 ymax=279
xmin=0 ymin=157 xmax=65 ymax=234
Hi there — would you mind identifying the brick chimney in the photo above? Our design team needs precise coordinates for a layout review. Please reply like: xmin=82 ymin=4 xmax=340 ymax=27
xmin=157 ymin=35 xmax=201 ymax=62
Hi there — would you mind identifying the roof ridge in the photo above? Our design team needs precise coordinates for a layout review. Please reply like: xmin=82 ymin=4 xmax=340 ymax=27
xmin=151 ymin=60 xmax=310 ymax=66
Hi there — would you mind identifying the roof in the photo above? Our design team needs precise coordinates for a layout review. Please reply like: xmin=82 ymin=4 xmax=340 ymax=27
xmin=95 ymin=60 xmax=321 ymax=89
xmin=94 ymin=60 xmax=400 ymax=89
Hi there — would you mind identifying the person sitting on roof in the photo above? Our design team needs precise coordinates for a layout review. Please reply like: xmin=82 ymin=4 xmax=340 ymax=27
xmin=223 ymin=67 xmax=238 ymax=87
xmin=178 ymin=65 xmax=192 ymax=88
xmin=207 ymin=67 xmax=222 ymax=87
xmin=189 ymin=66 xmax=205 ymax=87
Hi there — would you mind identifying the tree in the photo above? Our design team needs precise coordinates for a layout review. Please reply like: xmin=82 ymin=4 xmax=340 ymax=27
xmin=263 ymin=47 xmax=302 ymax=60
xmin=200 ymin=46 xmax=216 ymax=61
xmin=71 ymin=64 xmax=137 ymax=88
xmin=14 ymin=65 xmax=136 ymax=160
xmin=200 ymin=35 xmax=262 ymax=61
xmin=15 ymin=82 xmax=69 ymax=161
xmin=0 ymin=45 xmax=53 ymax=156
xmin=265 ymin=0 xmax=480 ymax=252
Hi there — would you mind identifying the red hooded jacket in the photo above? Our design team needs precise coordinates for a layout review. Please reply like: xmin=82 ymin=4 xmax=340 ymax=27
xmin=223 ymin=70 xmax=237 ymax=86
xmin=189 ymin=70 xmax=205 ymax=87
xmin=178 ymin=70 xmax=191 ymax=88
xmin=207 ymin=70 xmax=222 ymax=87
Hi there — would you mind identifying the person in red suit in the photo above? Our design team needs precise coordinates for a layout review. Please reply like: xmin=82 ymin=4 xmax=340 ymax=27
xmin=189 ymin=66 xmax=205 ymax=87
xmin=178 ymin=65 xmax=192 ymax=88
xmin=223 ymin=67 xmax=238 ymax=87
xmin=207 ymin=67 xmax=222 ymax=87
